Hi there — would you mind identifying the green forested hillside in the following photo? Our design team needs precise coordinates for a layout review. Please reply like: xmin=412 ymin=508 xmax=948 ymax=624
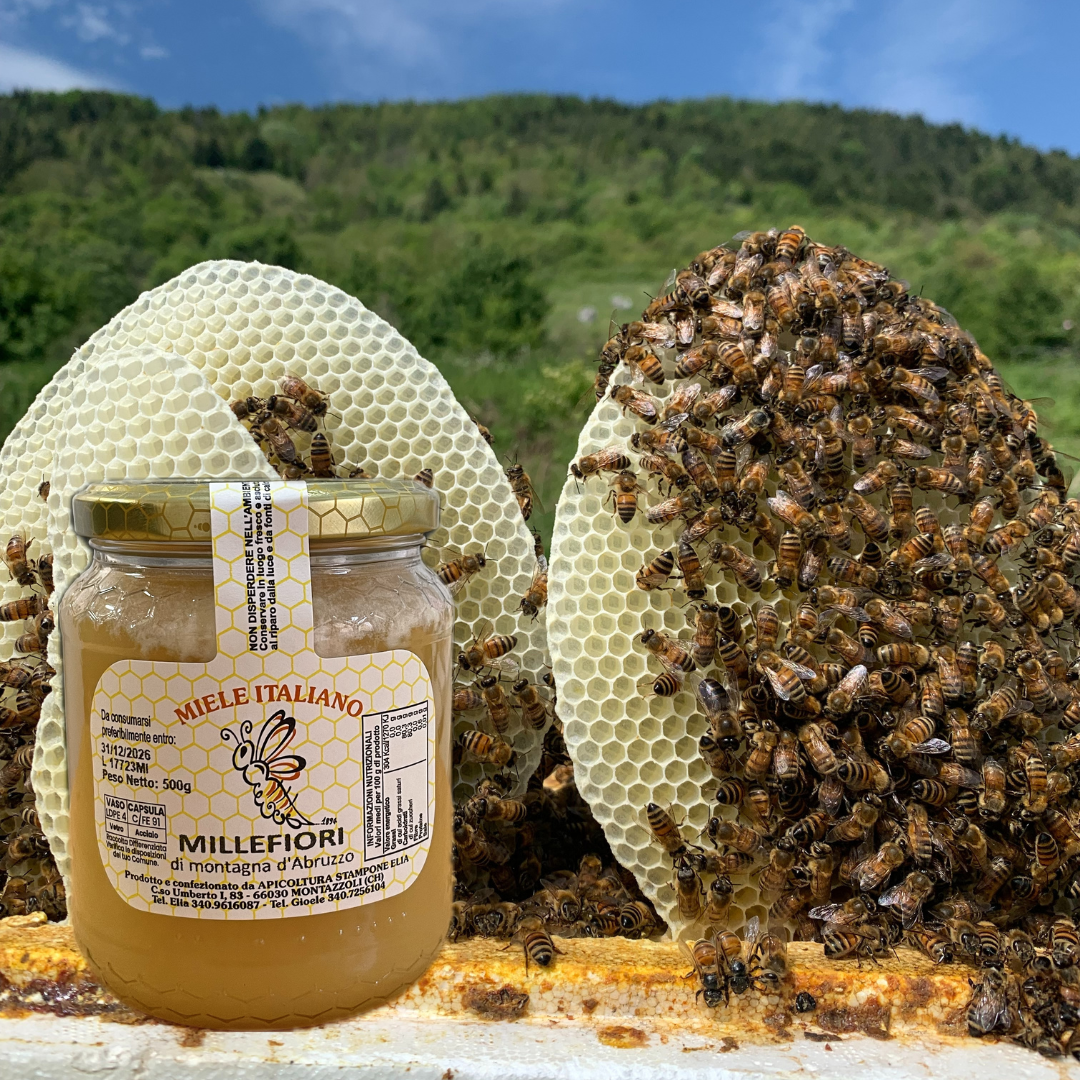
xmin=4 ymin=90 xmax=1080 ymax=538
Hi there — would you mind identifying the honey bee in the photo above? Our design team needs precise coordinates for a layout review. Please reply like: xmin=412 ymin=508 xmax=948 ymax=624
xmin=835 ymin=758 xmax=890 ymax=795
xmin=571 ymin=446 xmax=632 ymax=480
xmin=255 ymin=415 xmax=300 ymax=465
xmin=1051 ymin=917 xmax=1079 ymax=968
xmin=708 ymin=818 xmax=766 ymax=856
xmin=506 ymin=462 xmax=538 ymax=521
xmin=280 ymin=374 xmax=329 ymax=417
xmin=646 ymin=802 xmax=688 ymax=857
xmin=680 ymin=446 xmax=720 ymax=502
xmin=853 ymin=459 xmax=899 ymax=496
xmin=674 ymin=858 xmax=705 ymax=921
xmin=710 ymin=543 xmax=762 ymax=590
xmin=265 ymin=394 xmax=319 ymax=433
xmin=230 ymin=395 xmax=266 ymax=422
xmin=458 ymin=625 xmax=518 ymax=675
xmin=0 ymin=595 xmax=48 ymax=622
xmin=624 ymin=344 xmax=667 ymax=386
xmin=878 ymin=869 xmax=934 ymax=929
xmin=516 ymin=917 xmax=562 ymax=972
xmin=703 ymin=877 xmax=734 ymax=926
xmin=453 ymin=684 xmax=484 ymax=713
xmin=852 ymin=840 xmax=905 ymax=891
xmin=798 ymin=722 xmax=838 ymax=775
xmin=478 ymin=675 xmax=512 ymax=735
xmin=907 ymin=927 xmax=953 ymax=964
xmin=637 ymin=451 xmax=691 ymax=492
xmin=720 ymin=408 xmax=771 ymax=448
xmin=1017 ymin=656 xmax=1055 ymax=713
xmin=610 ymin=384 xmax=659 ymax=423
xmin=32 ymin=552 xmax=53 ymax=597
xmin=743 ymin=725 xmax=779 ymax=781
xmin=978 ymin=758 xmax=1007 ymax=818
xmin=509 ymin=678 xmax=549 ymax=732
xmin=645 ymin=491 xmax=700 ymax=526
xmin=843 ymin=492 xmax=890 ymax=543
xmin=459 ymin=730 xmax=515 ymax=767
xmin=689 ymin=603 xmax=719 ymax=668
xmin=437 ymin=548 xmax=488 ymax=595
xmin=700 ymin=733 xmax=733 ymax=778
xmin=636 ymin=549 xmax=676 ymax=591
xmin=757 ymin=836 xmax=797 ymax=900
xmin=640 ymin=627 xmax=696 ymax=674
xmin=767 ymin=490 xmax=818 ymax=535
xmin=3 ymin=535 xmax=34 ymax=588
xmin=518 ymin=561 xmax=549 ymax=619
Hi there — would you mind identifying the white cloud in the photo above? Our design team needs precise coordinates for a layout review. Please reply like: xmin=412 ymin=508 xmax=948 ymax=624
xmin=68 ymin=2 xmax=127 ymax=43
xmin=256 ymin=0 xmax=575 ymax=94
xmin=752 ymin=0 xmax=1018 ymax=129
xmin=0 ymin=37 xmax=115 ymax=90
xmin=851 ymin=0 xmax=1015 ymax=127
xmin=761 ymin=0 xmax=856 ymax=101
xmin=139 ymin=42 xmax=165 ymax=59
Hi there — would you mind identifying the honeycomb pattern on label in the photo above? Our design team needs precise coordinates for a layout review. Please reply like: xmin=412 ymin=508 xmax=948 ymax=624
xmin=549 ymin=384 xmax=768 ymax=938
xmin=0 ymin=260 xmax=549 ymax=881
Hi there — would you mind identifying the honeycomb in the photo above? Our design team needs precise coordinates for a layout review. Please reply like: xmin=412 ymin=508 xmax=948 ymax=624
xmin=0 ymin=260 xmax=549 ymax=880
xmin=547 ymin=386 xmax=752 ymax=936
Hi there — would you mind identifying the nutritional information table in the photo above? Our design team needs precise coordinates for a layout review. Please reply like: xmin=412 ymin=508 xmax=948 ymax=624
xmin=103 ymin=795 xmax=168 ymax=860
xmin=361 ymin=702 xmax=431 ymax=861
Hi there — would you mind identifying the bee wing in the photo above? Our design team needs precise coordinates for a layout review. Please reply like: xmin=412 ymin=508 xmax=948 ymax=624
xmin=913 ymin=738 xmax=952 ymax=755
xmin=255 ymin=710 xmax=299 ymax=763
xmin=448 ymin=574 xmax=476 ymax=597
xmin=536 ymin=554 xmax=549 ymax=574
xmin=802 ymin=363 xmax=824 ymax=393
xmin=970 ymin=981 xmax=1011 ymax=1033
xmin=829 ymin=602 xmax=868 ymax=621
xmin=807 ymin=903 xmax=843 ymax=923
xmin=672 ymin=384 xmax=702 ymax=411
xmin=655 ymin=414 xmax=689 ymax=434
xmin=710 ymin=299 xmax=744 ymax=319
xmin=913 ymin=552 xmax=954 ymax=570
xmin=743 ymin=914 xmax=762 ymax=956
xmin=679 ymin=937 xmax=703 ymax=977
xmin=912 ymin=366 xmax=951 ymax=383
xmin=837 ymin=664 xmax=868 ymax=695
xmin=487 ymin=655 xmax=521 ymax=677
xmin=658 ymin=648 xmax=696 ymax=676
xmin=906 ymin=381 xmax=939 ymax=403
xmin=783 ymin=660 xmax=819 ymax=681
xmin=876 ymin=885 xmax=904 ymax=909
xmin=264 ymin=755 xmax=307 ymax=782
xmin=766 ymin=491 xmax=796 ymax=516
xmin=762 ymin=665 xmax=796 ymax=701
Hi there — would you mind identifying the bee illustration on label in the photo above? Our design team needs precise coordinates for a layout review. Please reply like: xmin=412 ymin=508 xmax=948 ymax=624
xmin=221 ymin=710 xmax=314 ymax=828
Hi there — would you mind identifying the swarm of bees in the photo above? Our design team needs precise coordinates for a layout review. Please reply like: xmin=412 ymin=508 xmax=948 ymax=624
xmin=449 ymin=766 xmax=664 ymax=961
xmin=231 ymin=376 xmax=372 ymax=479
xmin=0 ymin=512 xmax=65 ymax=919
xmin=557 ymin=224 xmax=1080 ymax=1054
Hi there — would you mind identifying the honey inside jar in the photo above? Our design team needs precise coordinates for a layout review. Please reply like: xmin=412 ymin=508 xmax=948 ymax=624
xmin=59 ymin=480 xmax=454 ymax=1029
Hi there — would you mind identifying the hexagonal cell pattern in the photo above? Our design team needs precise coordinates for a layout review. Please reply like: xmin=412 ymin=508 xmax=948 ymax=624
xmin=0 ymin=261 xmax=549 ymax=881
xmin=549 ymin=384 xmax=751 ymax=937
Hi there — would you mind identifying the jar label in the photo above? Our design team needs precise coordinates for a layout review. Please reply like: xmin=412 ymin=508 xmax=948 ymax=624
xmin=89 ymin=480 xmax=436 ymax=919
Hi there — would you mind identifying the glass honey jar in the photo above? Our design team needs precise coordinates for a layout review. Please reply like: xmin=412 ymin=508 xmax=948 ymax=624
xmin=59 ymin=479 xmax=453 ymax=1029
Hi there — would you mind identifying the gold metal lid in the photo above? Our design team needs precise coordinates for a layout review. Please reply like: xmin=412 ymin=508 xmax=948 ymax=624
xmin=72 ymin=480 xmax=439 ymax=543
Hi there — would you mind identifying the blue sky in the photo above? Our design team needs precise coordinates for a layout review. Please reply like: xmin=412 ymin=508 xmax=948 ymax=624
xmin=1 ymin=0 xmax=1077 ymax=155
